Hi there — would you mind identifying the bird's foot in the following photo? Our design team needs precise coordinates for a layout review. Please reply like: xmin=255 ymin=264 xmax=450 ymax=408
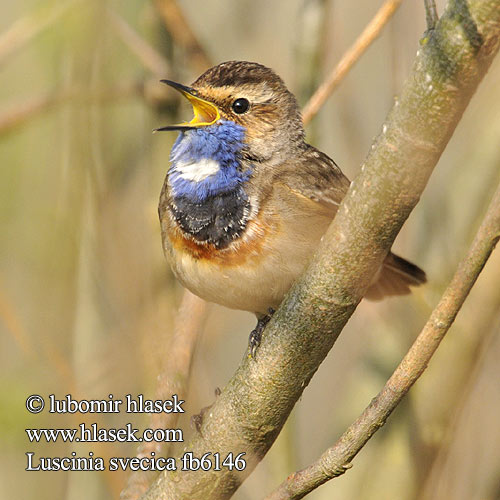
xmin=248 ymin=308 xmax=275 ymax=359
xmin=191 ymin=388 xmax=221 ymax=435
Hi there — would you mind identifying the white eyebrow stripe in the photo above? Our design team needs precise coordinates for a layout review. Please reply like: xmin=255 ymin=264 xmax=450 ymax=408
xmin=175 ymin=158 xmax=220 ymax=182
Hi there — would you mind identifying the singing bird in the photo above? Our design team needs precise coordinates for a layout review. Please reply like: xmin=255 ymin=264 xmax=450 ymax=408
xmin=157 ymin=61 xmax=426 ymax=353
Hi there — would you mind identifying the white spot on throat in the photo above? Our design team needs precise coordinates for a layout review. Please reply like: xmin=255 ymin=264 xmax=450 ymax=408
xmin=175 ymin=158 xmax=220 ymax=182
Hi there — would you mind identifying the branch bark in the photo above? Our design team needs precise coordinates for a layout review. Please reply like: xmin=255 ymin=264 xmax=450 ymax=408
xmin=265 ymin=174 xmax=500 ymax=500
xmin=141 ymin=1 xmax=500 ymax=498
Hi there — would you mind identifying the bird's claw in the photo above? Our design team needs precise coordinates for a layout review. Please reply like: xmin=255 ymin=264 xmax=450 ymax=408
xmin=248 ymin=308 xmax=275 ymax=359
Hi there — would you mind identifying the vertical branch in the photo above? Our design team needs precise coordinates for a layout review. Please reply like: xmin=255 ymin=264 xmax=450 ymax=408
xmin=121 ymin=291 xmax=209 ymax=500
xmin=294 ymin=0 xmax=329 ymax=105
xmin=294 ymin=0 xmax=330 ymax=142
xmin=121 ymin=3 xmax=213 ymax=493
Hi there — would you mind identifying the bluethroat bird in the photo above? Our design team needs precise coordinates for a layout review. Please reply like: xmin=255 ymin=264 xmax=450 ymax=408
xmin=157 ymin=61 xmax=426 ymax=353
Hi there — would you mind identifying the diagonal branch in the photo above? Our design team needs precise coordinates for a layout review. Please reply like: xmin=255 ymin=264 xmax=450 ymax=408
xmin=141 ymin=1 xmax=500 ymax=498
xmin=265 ymin=176 xmax=500 ymax=500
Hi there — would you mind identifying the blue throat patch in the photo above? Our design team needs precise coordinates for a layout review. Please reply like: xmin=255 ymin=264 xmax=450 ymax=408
xmin=168 ymin=120 xmax=251 ymax=201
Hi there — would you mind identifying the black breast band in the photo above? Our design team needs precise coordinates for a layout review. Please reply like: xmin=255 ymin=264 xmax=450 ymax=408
xmin=169 ymin=187 xmax=251 ymax=249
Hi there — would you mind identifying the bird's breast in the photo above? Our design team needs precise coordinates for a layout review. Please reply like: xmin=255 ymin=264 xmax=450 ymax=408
xmin=168 ymin=186 xmax=251 ymax=249
xmin=161 ymin=202 xmax=290 ymax=314
xmin=165 ymin=212 xmax=270 ymax=266
xmin=159 ymin=179 xmax=335 ymax=313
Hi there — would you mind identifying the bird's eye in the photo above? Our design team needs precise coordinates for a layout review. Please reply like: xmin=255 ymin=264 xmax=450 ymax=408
xmin=232 ymin=98 xmax=250 ymax=114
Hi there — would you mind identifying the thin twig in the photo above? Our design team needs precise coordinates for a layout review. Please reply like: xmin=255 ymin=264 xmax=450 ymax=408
xmin=154 ymin=0 xmax=212 ymax=73
xmin=106 ymin=7 xmax=170 ymax=78
xmin=424 ymin=0 xmax=439 ymax=31
xmin=302 ymin=0 xmax=403 ymax=125
xmin=265 ymin=182 xmax=500 ymax=500
xmin=121 ymin=290 xmax=208 ymax=500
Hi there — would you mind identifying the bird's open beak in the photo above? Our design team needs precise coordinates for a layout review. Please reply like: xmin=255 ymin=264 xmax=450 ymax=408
xmin=154 ymin=80 xmax=220 ymax=132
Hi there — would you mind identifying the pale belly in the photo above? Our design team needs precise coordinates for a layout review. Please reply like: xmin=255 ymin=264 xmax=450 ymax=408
xmin=169 ymin=246 xmax=303 ymax=315
xmin=164 ymin=215 xmax=331 ymax=315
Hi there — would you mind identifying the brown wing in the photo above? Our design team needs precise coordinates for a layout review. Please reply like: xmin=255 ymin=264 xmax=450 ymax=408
xmin=274 ymin=144 xmax=426 ymax=299
xmin=273 ymin=144 xmax=351 ymax=213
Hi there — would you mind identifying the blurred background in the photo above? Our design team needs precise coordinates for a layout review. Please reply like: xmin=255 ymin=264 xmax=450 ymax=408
xmin=1 ymin=1 xmax=499 ymax=499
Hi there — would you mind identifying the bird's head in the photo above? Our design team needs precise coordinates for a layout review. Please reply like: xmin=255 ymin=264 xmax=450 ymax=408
xmin=156 ymin=61 xmax=305 ymax=163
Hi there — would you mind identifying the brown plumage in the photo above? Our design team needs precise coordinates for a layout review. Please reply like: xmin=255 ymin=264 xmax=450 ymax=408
xmin=158 ymin=61 xmax=426 ymax=316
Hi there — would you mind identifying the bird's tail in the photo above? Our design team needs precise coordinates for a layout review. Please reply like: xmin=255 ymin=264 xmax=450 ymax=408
xmin=365 ymin=252 xmax=427 ymax=301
